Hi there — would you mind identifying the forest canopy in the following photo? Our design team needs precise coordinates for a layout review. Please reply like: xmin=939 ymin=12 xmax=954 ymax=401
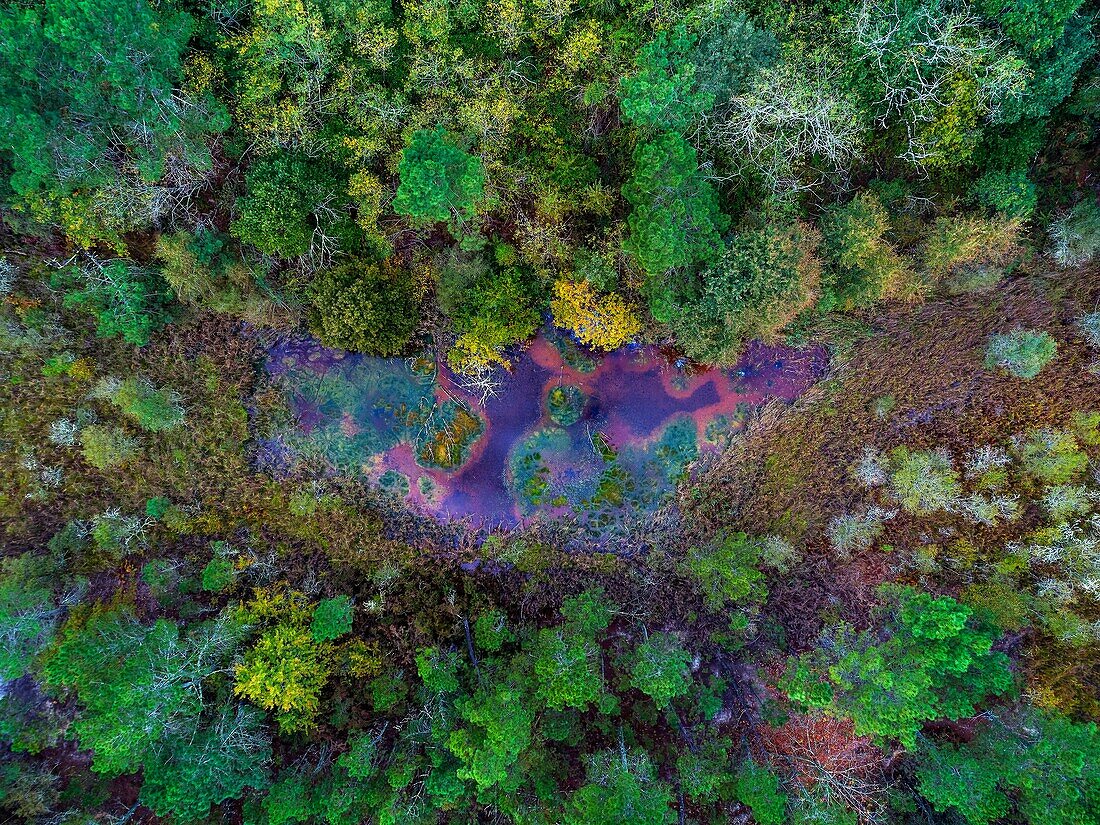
xmin=1 ymin=0 xmax=1100 ymax=821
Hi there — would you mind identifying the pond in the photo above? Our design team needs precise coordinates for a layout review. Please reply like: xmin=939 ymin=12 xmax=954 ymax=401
xmin=264 ymin=330 xmax=828 ymax=531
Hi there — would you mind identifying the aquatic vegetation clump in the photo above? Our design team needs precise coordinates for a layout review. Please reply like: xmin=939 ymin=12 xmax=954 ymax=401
xmin=507 ymin=416 xmax=701 ymax=530
xmin=547 ymin=384 xmax=586 ymax=426
xmin=414 ymin=402 xmax=484 ymax=470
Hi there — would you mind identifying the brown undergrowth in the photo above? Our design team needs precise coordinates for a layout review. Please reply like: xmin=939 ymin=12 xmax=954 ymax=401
xmin=690 ymin=265 xmax=1100 ymax=534
xmin=679 ymin=262 xmax=1100 ymax=643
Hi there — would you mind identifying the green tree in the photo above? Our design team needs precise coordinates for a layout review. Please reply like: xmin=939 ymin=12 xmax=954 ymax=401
xmin=734 ymin=759 xmax=788 ymax=825
xmin=140 ymin=704 xmax=271 ymax=822
xmin=443 ymin=265 xmax=542 ymax=373
xmin=0 ymin=554 xmax=57 ymax=680
xmin=232 ymin=154 xmax=346 ymax=258
xmin=976 ymin=0 xmax=1084 ymax=53
xmin=337 ymin=729 xmax=384 ymax=780
xmin=627 ymin=632 xmax=692 ymax=709
xmin=261 ymin=770 xmax=317 ymax=825
xmin=622 ymin=132 xmax=728 ymax=294
xmin=995 ymin=16 xmax=1095 ymax=123
xmin=676 ymin=737 xmax=735 ymax=803
xmin=705 ymin=47 xmax=867 ymax=191
xmin=984 ymin=328 xmax=1057 ymax=379
xmin=202 ymin=558 xmax=235 ymax=593
xmin=620 ymin=28 xmax=712 ymax=132
xmin=448 ymin=678 xmax=533 ymax=791
xmin=530 ymin=591 xmax=612 ymax=711
xmin=682 ymin=532 xmax=768 ymax=611
xmin=307 ymin=261 xmax=420 ymax=355
xmin=780 ymin=585 xmax=1012 ymax=746
xmin=916 ymin=710 xmax=1100 ymax=825
xmin=235 ymin=623 xmax=331 ymax=733
xmin=40 ymin=608 xmax=247 ymax=776
xmin=531 ymin=625 xmax=604 ymax=711
xmin=821 ymin=192 xmax=916 ymax=311
xmin=474 ymin=609 xmax=514 ymax=652
xmin=566 ymin=749 xmax=675 ymax=825
xmin=415 ymin=646 xmax=461 ymax=694
xmin=393 ymin=127 xmax=485 ymax=224
xmin=971 ymin=168 xmax=1037 ymax=218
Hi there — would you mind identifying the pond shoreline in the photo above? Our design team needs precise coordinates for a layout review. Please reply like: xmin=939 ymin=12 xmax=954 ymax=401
xmin=264 ymin=330 xmax=829 ymax=532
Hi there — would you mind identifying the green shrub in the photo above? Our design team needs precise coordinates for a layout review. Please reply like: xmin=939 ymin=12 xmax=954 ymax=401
xmin=888 ymin=447 xmax=961 ymax=514
xmin=1015 ymin=428 xmax=1088 ymax=483
xmin=1080 ymin=312 xmax=1100 ymax=348
xmin=101 ymin=377 xmax=184 ymax=432
xmin=311 ymin=596 xmax=353 ymax=642
xmin=1049 ymin=199 xmax=1100 ymax=267
xmin=984 ymin=329 xmax=1057 ymax=379
xmin=201 ymin=558 xmax=235 ymax=593
xmin=971 ymin=169 xmax=1037 ymax=218
xmin=307 ymin=261 xmax=419 ymax=355
xmin=827 ymin=507 xmax=893 ymax=555
xmin=79 ymin=425 xmax=137 ymax=469
xmin=921 ymin=214 xmax=1023 ymax=285
xmin=1042 ymin=484 xmax=1094 ymax=520
xmin=156 ymin=230 xmax=278 ymax=323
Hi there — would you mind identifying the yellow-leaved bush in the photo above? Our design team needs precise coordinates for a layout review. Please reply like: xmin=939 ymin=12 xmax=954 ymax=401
xmin=234 ymin=623 xmax=331 ymax=733
xmin=550 ymin=279 xmax=641 ymax=351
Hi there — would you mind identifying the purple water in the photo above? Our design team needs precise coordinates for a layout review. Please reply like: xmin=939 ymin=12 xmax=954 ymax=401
xmin=265 ymin=333 xmax=828 ymax=528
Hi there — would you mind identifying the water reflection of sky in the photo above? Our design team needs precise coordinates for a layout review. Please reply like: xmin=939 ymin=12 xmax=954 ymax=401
xmin=264 ymin=331 xmax=828 ymax=531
